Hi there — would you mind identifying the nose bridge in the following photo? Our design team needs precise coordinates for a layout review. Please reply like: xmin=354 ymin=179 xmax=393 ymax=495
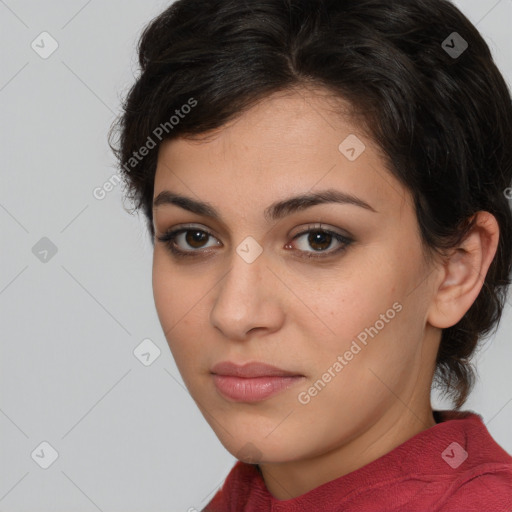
xmin=217 ymin=243 xmax=266 ymax=311
xmin=210 ymin=241 xmax=281 ymax=338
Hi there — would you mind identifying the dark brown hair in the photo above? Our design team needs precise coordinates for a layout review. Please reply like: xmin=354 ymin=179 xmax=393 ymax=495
xmin=109 ymin=0 xmax=512 ymax=408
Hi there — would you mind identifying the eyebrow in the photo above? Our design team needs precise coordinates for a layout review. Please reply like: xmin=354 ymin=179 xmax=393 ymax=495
xmin=152 ymin=188 xmax=377 ymax=223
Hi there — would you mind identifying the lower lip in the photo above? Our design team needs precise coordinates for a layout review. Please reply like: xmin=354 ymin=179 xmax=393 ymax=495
xmin=212 ymin=375 xmax=304 ymax=402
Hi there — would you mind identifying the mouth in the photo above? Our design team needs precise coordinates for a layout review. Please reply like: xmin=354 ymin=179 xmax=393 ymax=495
xmin=210 ymin=361 xmax=305 ymax=402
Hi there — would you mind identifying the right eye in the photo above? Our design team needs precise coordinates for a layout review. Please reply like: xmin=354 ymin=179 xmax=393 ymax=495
xmin=156 ymin=226 xmax=222 ymax=257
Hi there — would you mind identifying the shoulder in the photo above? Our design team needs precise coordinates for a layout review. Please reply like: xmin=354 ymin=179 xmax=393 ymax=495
xmin=438 ymin=465 xmax=512 ymax=512
xmin=436 ymin=411 xmax=512 ymax=511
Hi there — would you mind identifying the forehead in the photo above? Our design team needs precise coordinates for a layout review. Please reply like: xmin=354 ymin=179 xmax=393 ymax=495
xmin=158 ymin=87 xmax=359 ymax=166
xmin=154 ymin=87 xmax=409 ymax=219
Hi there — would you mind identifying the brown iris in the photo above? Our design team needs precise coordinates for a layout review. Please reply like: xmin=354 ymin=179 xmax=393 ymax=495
xmin=307 ymin=231 xmax=332 ymax=251
xmin=186 ymin=230 xmax=209 ymax=248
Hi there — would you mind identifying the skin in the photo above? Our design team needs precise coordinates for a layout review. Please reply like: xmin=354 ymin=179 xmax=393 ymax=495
xmin=151 ymin=86 xmax=499 ymax=500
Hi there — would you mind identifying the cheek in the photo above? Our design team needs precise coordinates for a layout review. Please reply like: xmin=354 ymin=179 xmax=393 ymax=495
xmin=152 ymin=262 xmax=178 ymax=330
xmin=152 ymin=257 xmax=205 ymax=350
xmin=153 ymin=252 xmax=201 ymax=318
xmin=311 ymin=284 xmax=426 ymax=403
xmin=294 ymin=253 xmax=423 ymax=385
xmin=298 ymin=271 xmax=398 ymax=349
xmin=152 ymin=276 xmax=207 ymax=387
xmin=294 ymin=303 xmax=422 ymax=433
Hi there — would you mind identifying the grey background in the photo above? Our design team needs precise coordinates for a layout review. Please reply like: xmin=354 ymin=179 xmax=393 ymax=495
xmin=0 ymin=1 xmax=511 ymax=511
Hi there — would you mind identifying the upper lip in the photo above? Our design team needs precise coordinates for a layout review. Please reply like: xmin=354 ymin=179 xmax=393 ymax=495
xmin=211 ymin=361 xmax=303 ymax=378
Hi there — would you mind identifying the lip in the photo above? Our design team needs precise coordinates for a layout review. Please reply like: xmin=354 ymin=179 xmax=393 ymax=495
xmin=211 ymin=361 xmax=303 ymax=378
xmin=211 ymin=361 xmax=305 ymax=402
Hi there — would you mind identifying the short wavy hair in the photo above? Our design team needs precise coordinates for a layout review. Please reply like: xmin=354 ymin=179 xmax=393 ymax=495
xmin=109 ymin=0 xmax=512 ymax=408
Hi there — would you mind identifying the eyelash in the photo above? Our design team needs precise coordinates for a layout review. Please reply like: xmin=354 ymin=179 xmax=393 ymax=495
xmin=156 ymin=224 xmax=353 ymax=260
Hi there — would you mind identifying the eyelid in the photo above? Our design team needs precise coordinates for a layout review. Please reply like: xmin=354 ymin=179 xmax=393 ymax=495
xmin=291 ymin=222 xmax=351 ymax=239
xmin=156 ymin=223 xmax=220 ymax=242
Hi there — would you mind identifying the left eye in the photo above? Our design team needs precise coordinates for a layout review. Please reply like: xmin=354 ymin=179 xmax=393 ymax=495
xmin=290 ymin=228 xmax=352 ymax=256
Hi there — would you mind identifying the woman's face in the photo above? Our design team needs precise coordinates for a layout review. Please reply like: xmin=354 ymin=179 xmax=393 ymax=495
xmin=152 ymin=87 xmax=440 ymax=475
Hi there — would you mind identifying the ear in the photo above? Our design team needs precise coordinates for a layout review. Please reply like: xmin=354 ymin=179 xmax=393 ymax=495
xmin=427 ymin=211 xmax=500 ymax=329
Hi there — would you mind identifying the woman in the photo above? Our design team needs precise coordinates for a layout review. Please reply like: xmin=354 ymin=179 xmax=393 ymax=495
xmin=109 ymin=0 xmax=512 ymax=509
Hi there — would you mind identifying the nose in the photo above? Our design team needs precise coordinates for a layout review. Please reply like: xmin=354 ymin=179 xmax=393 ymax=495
xmin=209 ymin=246 xmax=285 ymax=341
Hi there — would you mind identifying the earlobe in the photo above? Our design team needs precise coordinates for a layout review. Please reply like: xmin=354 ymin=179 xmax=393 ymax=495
xmin=427 ymin=211 xmax=500 ymax=329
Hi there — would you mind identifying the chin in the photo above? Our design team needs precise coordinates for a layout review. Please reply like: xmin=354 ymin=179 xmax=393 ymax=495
xmin=208 ymin=417 xmax=308 ymax=464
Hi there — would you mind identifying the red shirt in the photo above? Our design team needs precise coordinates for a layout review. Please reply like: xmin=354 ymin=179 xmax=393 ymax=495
xmin=203 ymin=410 xmax=512 ymax=511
